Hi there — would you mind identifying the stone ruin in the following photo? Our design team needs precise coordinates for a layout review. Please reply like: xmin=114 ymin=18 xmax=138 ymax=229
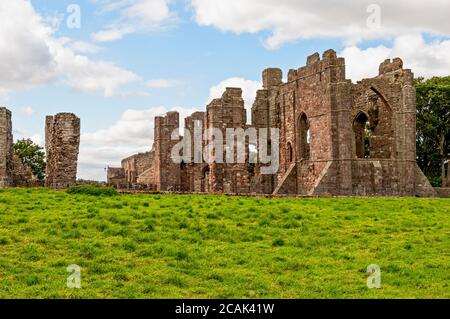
xmin=0 ymin=108 xmax=80 ymax=189
xmin=0 ymin=107 xmax=33 ymax=187
xmin=45 ymin=113 xmax=80 ymax=189
xmin=108 ymin=49 xmax=437 ymax=197
xmin=0 ymin=107 xmax=13 ymax=187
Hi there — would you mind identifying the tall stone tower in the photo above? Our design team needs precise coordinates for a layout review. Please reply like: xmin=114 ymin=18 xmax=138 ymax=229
xmin=0 ymin=107 xmax=13 ymax=188
xmin=205 ymin=88 xmax=250 ymax=193
xmin=45 ymin=113 xmax=81 ymax=189
xmin=153 ymin=111 xmax=181 ymax=191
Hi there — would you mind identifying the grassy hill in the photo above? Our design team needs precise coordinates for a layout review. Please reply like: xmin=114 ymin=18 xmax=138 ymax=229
xmin=0 ymin=188 xmax=448 ymax=298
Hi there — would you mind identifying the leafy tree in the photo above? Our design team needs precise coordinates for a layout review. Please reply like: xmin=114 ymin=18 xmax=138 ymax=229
xmin=13 ymin=139 xmax=46 ymax=181
xmin=415 ymin=76 xmax=450 ymax=187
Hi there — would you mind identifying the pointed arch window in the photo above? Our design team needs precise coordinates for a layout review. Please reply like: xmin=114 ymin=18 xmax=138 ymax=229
xmin=353 ymin=112 xmax=371 ymax=159
xmin=297 ymin=113 xmax=310 ymax=160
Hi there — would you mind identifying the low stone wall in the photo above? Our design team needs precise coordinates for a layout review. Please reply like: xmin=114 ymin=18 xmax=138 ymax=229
xmin=434 ymin=188 xmax=450 ymax=198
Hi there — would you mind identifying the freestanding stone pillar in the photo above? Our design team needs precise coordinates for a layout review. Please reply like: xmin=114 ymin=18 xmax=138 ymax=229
xmin=45 ymin=113 xmax=80 ymax=189
xmin=0 ymin=107 xmax=13 ymax=188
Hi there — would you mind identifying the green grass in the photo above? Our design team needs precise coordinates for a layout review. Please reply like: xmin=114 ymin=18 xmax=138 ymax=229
xmin=0 ymin=188 xmax=448 ymax=299
xmin=66 ymin=185 xmax=118 ymax=196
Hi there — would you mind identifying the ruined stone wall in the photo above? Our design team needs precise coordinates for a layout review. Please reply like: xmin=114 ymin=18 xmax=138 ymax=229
xmin=0 ymin=107 xmax=34 ymax=187
xmin=107 ymin=167 xmax=126 ymax=188
xmin=121 ymin=151 xmax=153 ymax=184
xmin=256 ymin=50 xmax=352 ymax=196
xmin=112 ymin=49 xmax=435 ymax=197
xmin=251 ymin=69 xmax=282 ymax=194
xmin=136 ymin=162 xmax=156 ymax=186
xmin=349 ymin=58 xmax=434 ymax=196
xmin=205 ymin=88 xmax=251 ymax=194
xmin=45 ymin=113 xmax=80 ymax=189
xmin=253 ymin=50 xmax=434 ymax=197
xmin=12 ymin=155 xmax=33 ymax=187
xmin=184 ymin=112 xmax=206 ymax=192
xmin=153 ymin=112 xmax=181 ymax=191
xmin=0 ymin=107 xmax=13 ymax=187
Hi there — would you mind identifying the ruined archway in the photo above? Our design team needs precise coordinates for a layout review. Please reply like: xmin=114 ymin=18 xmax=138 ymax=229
xmin=353 ymin=111 xmax=371 ymax=159
xmin=201 ymin=165 xmax=210 ymax=193
xmin=296 ymin=113 xmax=310 ymax=160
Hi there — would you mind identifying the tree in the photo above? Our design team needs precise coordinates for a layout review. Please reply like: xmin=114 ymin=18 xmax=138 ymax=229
xmin=13 ymin=139 xmax=46 ymax=181
xmin=415 ymin=76 xmax=450 ymax=187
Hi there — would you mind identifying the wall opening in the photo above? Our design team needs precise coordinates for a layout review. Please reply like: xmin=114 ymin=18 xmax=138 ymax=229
xmin=201 ymin=166 xmax=210 ymax=192
xmin=297 ymin=113 xmax=310 ymax=160
xmin=287 ymin=142 xmax=293 ymax=163
xmin=353 ymin=112 xmax=371 ymax=159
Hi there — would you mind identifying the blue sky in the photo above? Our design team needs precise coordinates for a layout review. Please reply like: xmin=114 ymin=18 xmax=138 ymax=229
xmin=1 ymin=0 xmax=449 ymax=180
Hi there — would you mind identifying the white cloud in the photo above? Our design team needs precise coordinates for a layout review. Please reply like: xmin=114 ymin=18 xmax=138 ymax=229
xmin=0 ymin=1 xmax=141 ymax=97
xmin=341 ymin=45 xmax=391 ymax=81
xmin=30 ymin=134 xmax=44 ymax=146
xmin=190 ymin=0 xmax=450 ymax=49
xmin=92 ymin=0 xmax=175 ymax=42
xmin=208 ymin=77 xmax=262 ymax=123
xmin=79 ymin=106 xmax=200 ymax=180
xmin=67 ymin=40 xmax=102 ymax=54
xmin=342 ymin=34 xmax=450 ymax=81
xmin=146 ymin=79 xmax=183 ymax=88
xmin=0 ymin=1 xmax=58 ymax=96
xmin=91 ymin=25 xmax=134 ymax=42
xmin=12 ymin=128 xmax=43 ymax=147
xmin=51 ymin=40 xmax=141 ymax=97
xmin=19 ymin=106 xmax=35 ymax=117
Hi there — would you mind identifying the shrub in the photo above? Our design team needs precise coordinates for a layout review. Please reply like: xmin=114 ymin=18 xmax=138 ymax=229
xmin=0 ymin=236 xmax=10 ymax=245
xmin=25 ymin=274 xmax=40 ymax=286
xmin=143 ymin=219 xmax=155 ymax=232
xmin=272 ymin=238 xmax=285 ymax=247
xmin=67 ymin=185 xmax=118 ymax=196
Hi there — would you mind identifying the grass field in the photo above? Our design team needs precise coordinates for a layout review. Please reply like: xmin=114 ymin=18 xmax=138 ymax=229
xmin=0 ymin=188 xmax=448 ymax=299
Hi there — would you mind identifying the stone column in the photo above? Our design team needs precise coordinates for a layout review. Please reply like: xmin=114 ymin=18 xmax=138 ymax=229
xmin=0 ymin=107 xmax=13 ymax=188
xmin=45 ymin=113 xmax=80 ymax=189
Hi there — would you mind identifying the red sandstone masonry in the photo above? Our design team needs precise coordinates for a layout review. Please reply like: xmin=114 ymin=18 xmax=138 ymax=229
xmin=0 ymin=107 xmax=13 ymax=187
xmin=111 ymin=49 xmax=436 ymax=197
xmin=45 ymin=113 xmax=80 ymax=189
xmin=0 ymin=107 xmax=33 ymax=187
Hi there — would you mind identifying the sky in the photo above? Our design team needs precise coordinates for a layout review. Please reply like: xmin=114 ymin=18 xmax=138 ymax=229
xmin=1 ymin=0 xmax=449 ymax=181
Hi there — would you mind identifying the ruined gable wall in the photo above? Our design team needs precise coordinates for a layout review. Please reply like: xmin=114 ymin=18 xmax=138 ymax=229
xmin=350 ymin=58 xmax=435 ymax=196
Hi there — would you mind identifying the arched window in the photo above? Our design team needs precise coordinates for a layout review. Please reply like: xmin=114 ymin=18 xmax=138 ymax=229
xmin=353 ymin=112 xmax=371 ymax=159
xmin=201 ymin=166 xmax=210 ymax=193
xmin=297 ymin=113 xmax=310 ymax=160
